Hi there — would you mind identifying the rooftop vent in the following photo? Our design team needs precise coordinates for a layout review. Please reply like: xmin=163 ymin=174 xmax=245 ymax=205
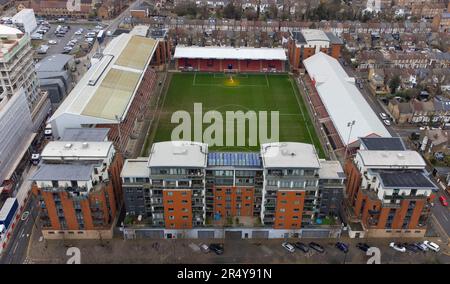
xmin=64 ymin=143 xmax=72 ymax=149
xmin=82 ymin=142 xmax=89 ymax=149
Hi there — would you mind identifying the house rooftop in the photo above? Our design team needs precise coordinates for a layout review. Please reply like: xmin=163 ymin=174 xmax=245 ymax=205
xmin=357 ymin=150 xmax=426 ymax=168
xmin=375 ymin=170 xmax=436 ymax=189
xmin=41 ymin=141 xmax=113 ymax=160
xmin=121 ymin=157 xmax=149 ymax=178
xmin=207 ymin=152 xmax=262 ymax=168
xmin=30 ymin=163 xmax=95 ymax=181
xmin=61 ymin=128 xmax=109 ymax=142
xmin=318 ymin=160 xmax=345 ymax=179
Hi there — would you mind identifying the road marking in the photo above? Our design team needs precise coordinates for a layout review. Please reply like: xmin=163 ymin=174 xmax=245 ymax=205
xmin=13 ymin=243 xmax=19 ymax=254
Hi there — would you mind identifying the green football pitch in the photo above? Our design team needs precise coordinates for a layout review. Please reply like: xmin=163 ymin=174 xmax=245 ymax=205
xmin=151 ymin=73 xmax=324 ymax=157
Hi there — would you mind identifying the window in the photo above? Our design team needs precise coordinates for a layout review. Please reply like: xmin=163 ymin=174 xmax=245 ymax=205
xmin=167 ymin=191 xmax=173 ymax=196
xmin=167 ymin=200 xmax=174 ymax=204
xmin=182 ymin=216 xmax=188 ymax=220
xmin=169 ymin=216 xmax=175 ymax=220
xmin=279 ymin=208 xmax=286 ymax=213
xmin=168 ymin=208 xmax=174 ymax=212
xmin=181 ymin=200 xmax=188 ymax=204
xmin=181 ymin=191 xmax=187 ymax=196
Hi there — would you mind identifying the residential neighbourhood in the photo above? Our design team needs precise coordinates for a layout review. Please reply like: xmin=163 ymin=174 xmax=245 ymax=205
xmin=0 ymin=0 xmax=449 ymax=266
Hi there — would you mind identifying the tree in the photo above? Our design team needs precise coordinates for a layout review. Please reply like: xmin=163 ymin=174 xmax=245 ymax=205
xmin=389 ymin=75 xmax=401 ymax=94
xmin=223 ymin=3 xmax=237 ymax=19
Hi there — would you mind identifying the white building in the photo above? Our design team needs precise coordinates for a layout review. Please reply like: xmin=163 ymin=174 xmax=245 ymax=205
xmin=303 ymin=52 xmax=391 ymax=147
xmin=12 ymin=9 xmax=37 ymax=35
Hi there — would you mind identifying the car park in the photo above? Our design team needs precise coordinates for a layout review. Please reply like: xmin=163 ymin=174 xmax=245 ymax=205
xmin=208 ymin=243 xmax=224 ymax=255
xmin=356 ymin=243 xmax=370 ymax=252
xmin=389 ymin=242 xmax=406 ymax=252
xmin=308 ymin=242 xmax=325 ymax=253
xmin=294 ymin=242 xmax=309 ymax=253
xmin=281 ymin=242 xmax=295 ymax=253
xmin=383 ymin=119 xmax=391 ymax=126
xmin=335 ymin=242 xmax=349 ymax=253
xmin=439 ymin=196 xmax=448 ymax=207
xmin=423 ymin=240 xmax=440 ymax=252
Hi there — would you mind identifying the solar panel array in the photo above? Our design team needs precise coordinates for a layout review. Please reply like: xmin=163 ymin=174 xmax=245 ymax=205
xmin=208 ymin=152 xmax=262 ymax=167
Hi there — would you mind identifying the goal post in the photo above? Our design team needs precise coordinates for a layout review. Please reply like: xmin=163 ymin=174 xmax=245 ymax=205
xmin=223 ymin=69 xmax=239 ymax=75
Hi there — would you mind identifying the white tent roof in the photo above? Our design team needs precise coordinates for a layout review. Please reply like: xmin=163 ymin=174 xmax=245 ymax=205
xmin=303 ymin=52 xmax=391 ymax=146
xmin=174 ymin=46 xmax=287 ymax=61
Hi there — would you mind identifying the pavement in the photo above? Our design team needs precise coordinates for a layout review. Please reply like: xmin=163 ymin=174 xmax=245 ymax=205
xmin=24 ymin=236 xmax=450 ymax=264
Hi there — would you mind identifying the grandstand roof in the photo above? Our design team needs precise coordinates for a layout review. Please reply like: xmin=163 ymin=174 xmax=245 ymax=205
xmin=49 ymin=33 xmax=158 ymax=123
xmin=303 ymin=52 xmax=391 ymax=146
xmin=174 ymin=46 xmax=287 ymax=61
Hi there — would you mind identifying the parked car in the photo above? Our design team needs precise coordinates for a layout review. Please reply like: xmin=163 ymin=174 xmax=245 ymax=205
xmin=48 ymin=40 xmax=57 ymax=45
xmin=379 ymin=112 xmax=388 ymax=119
xmin=209 ymin=243 xmax=224 ymax=255
xmin=423 ymin=240 xmax=440 ymax=252
xmin=294 ymin=242 xmax=309 ymax=253
xmin=106 ymin=30 xmax=113 ymax=37
xmin=282 ymin=242 xmax=295 ymax=253
xmin=389 ymin=242 xmax=406 ymax=252
xmin=200 ymin=243 xmax=209 ymax=253
xmin=439 ymin=196 xmax=448 ymax=207
xmin=404 ymin=243 xmax=419 ymax=253
xmin=383 ymin=119 xmax=391 ymax=126
xmin=356 ymin=243 xmax=370 ymax=252
xmin=335 ymin=242 xmax=349 ymax=253
xmin=31 ymin=33 xmax=43 ymax=40
xmin=415 ymin=242 xmax=428 ymax=252
xmin=21 ymin=211 xmax=30 ymax=221
xmin=308 ymin=242 xmax=325 ymax=253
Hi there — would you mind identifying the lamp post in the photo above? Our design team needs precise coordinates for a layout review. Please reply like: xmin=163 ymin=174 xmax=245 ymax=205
xmin=343 ymin=120 xmax=356 ymax=163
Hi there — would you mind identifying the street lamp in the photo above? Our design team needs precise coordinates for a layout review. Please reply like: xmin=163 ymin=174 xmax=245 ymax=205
xmin=343 ymin=120 xmax=356 ymax=163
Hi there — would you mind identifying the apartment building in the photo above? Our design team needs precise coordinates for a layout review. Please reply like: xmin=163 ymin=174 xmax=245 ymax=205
xmin=30 ymin=128 xmax=124 ymax=239
xmin=287 ymin=29 xmax=343 ymax=71
xmin=344 ymin=137 xmax=436 ymax=238
xmin=0 ymin=25 xmax=39 ymax=109
xmin=122 ymin=141 xmax=207 ymax=229
xmin=121 ymin=141 xmax=345 ymax=236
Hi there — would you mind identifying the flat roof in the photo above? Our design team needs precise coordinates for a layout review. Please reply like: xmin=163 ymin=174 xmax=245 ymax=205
xmin=41 ymin=141 xmax=113 ymax=160
xmin=148 ymin=141 xmax=208 ymax=168
xmin=49 ymin=33 xmax=158 ymax=123
xmin=301 ymin=29 xmax=330 ymax=42
xmin=318 ymin=160 xmax=345 ymax=179
xmin=35 ymin=54 xmax=72 ymax=72
xmin=207 ymin=152 xmax=262 ymax=168
xmin=304 ymin=53 xmax=391 ymax=146
xmin=61 ymin=128 xmax=109 ymax=142
xmin=261 ymin=142 xmax=320 ymax=169
xmin=174 ymin=46 xmax=287 ymax=61
xmin=357 ymin=150 xmax=426 ymax=168
xmin=121 ymin=157 xmax=149 ymax=177
xmin=360 ymin=137 xmax=406 ymax=151
xmin=30 ymin=164 xmax=94 ymax=181
xmin=376 ymin=170 xmax=436 ymax=189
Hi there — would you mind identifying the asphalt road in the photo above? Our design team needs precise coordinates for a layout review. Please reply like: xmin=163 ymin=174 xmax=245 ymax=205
xmin=0 ymin=196 xmax=39 ymax=264
xmin=432 ymin=195 xmax=450 ymax=236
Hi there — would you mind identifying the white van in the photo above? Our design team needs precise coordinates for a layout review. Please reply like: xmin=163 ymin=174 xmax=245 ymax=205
xmin=423 ymin=240 xmax=440 ymax=252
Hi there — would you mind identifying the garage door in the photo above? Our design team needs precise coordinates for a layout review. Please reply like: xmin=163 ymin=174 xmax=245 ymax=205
xmin=135 ymin=230 xmax=164 ymax=239
xmin=198 ymin=230 xmax=215 ymax=239
xmin=225 ymin=231 xmax=242 ymax=239
xmin=252 ymin=231 xmax=269 ymax=239
xmin=301 ymin=229 xmax=331 ymax=238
